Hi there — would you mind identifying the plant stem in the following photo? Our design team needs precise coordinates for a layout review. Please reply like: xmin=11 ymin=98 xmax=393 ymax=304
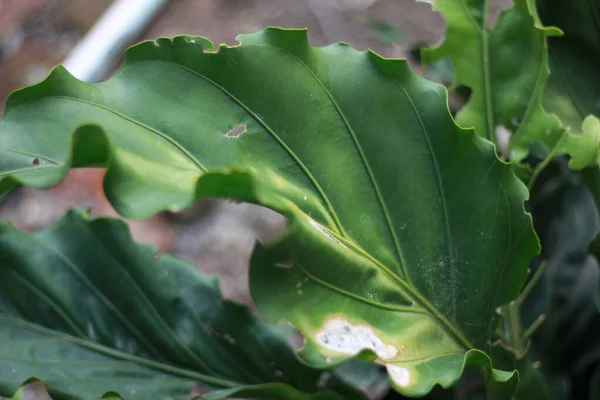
xmin=527 ymin=136 xmax=567 ymax=192
xmin=523 ymin=313 xmax=546 ymax=341
xmin=519 ymin=260 xmax=548 ymax=304
xmin=501 ymin=261 xmax=549 ymax=359
xmin=503 ymin=301 xmax=525 ymax=357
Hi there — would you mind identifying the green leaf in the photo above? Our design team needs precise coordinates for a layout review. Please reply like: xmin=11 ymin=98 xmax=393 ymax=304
xmin=524 ymin=158 xmax=600 ymax=398
xmin=422 ymin=0 xmax=600 ymax=179
xmin=0 ymin=211 xmax=366 ymax=400
xmin=421 ymin=0 xmax=561 ymax=150
xmin=539 ymin=0 xmax=600 ymax=127
xmin=0 ymin=28 xmax=538 ymax=397
xmin=560 ymin=116 xmax=600 ymax=170
xmin=536 ymin=0 xmax=600 ymax=169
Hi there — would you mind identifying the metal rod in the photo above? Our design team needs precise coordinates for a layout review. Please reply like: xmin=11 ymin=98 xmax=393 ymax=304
xmin=63 ymin=0 xmax=168 ymax=82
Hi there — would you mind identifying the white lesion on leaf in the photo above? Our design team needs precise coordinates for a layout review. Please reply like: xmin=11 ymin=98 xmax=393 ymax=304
xmin=314 ymin=317 xmax=398 ymax=360
xmin=386 ymin=364 xmax=412 ymax=388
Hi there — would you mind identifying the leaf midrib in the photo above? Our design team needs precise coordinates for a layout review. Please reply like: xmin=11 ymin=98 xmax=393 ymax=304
xmin=172 ymin=63 xmax=345 ymax=236
xmin=297 ymin=263 xmax=426 ymax=313
xmin=32 ymin=232 xmax=169 ymax=362
xmin=52 ymin=96 xmax=208 ymax=173
xmin=392 ymin=81 xmax=460 ymax=323
xmin=0 ymin=164 xmax=59 ymax=178
xmin=266 ymin=46 xmax=474 ymax=348
xmin=79 ymin=219 xmax=227 ymax=375
xmin=314 ymin=226 xmax=473 ymax=349
xmin=457 ymin=0 xmax=496 ymax=143
xmin=272 ymin=47 xmax=412 ymax=283
xmin=0 ymin=316 xmax=241 ymax=389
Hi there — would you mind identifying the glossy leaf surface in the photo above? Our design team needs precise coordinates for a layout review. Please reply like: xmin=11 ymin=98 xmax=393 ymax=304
xmin=0 ymin=28 xmax=538 ymax=397
xmin=0 ymin=211 xmax=367 ymax=400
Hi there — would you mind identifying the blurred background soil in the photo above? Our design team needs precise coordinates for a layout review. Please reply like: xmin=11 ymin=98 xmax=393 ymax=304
xmin=0 ymin=0 xmax=449 ymax=306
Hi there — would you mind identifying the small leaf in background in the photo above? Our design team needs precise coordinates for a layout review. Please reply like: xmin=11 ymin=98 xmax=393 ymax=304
xmin=419 ymin=0 xmax=582 ymax=167
xmin=561 ymin=116 xmax=600 ymax=170
xmin=535 ymin=0 xmax=600 ymax=171
xmin=538 ymin=0 xmax=600 ymax=128
xmin=421 ymin=0 xmax=557 ymax=144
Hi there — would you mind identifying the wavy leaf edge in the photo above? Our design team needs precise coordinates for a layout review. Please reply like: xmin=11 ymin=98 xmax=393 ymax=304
xmin=0 ymin=27 xmax=538 ymax=398
xmin=0 ymin=210 xmax=364 ymax=400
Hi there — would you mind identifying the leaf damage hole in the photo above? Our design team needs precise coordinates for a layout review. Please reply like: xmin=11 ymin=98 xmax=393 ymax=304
xmin=226 ymin=124 xmax=246 ymax=138
xmin=315 ymin=317 xmax=398 ymax=360
xmin=32 ymin=158 xmax=40 ymax=166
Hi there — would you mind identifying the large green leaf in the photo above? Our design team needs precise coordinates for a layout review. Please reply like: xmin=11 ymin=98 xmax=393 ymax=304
xmin=0 ymin=210 xmax=369 ymax=400
xmin=0 ymin=28 xmax=538 ymax=397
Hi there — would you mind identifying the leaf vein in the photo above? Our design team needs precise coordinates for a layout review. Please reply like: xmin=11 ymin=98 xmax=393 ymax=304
xmin=392 ymin=81 xmax=458 ymax=323
xmin=171 ymin=63 xmax=345 ymax=235
xmin=51 ymin=96 xmax=208 ymax=173
xmin=271 ymin=47 xmax=410 ymax=280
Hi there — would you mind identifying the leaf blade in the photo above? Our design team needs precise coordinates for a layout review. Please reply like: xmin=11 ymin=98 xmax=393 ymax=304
xmin=0 ymin=211 xmax=365 ymax=400
xmin=0 ymin=29 xmax=539 ymax=397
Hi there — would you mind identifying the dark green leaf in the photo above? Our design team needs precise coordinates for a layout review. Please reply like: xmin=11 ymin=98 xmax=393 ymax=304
xmin=0 ymin=211 xmax=365 ymax=400
xmin=539 ymin=0 xmax=600 ymax=128
xmin=524 ymin=159 xmax=600 ymax=399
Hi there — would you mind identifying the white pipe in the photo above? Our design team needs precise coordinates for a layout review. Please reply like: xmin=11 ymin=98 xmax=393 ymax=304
xmin=63 ymin=0 xmax=169 ymax=82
